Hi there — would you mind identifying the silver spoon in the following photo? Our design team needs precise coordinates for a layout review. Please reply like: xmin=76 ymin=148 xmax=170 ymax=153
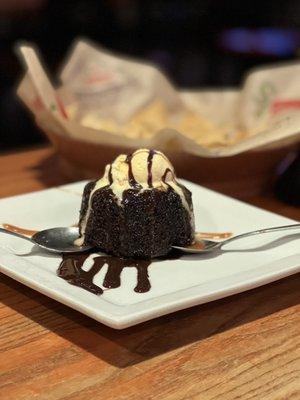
xmin=0 ymin=226 xmax=92 ymax=254
xmin=173 ymin=223 xmax=300 ymax=254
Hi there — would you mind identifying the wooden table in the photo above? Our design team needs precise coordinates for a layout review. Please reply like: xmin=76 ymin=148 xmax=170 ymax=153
xmin=0 ymin=146 xmax=299 ymax=400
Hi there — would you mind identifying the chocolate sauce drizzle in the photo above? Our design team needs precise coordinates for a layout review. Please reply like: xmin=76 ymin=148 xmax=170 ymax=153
xmin=125 ymin=150 xmax=175 ymax=191
xmin=162 ymin=167 xmax=173 ymax=184
xmin=57 ymin=253 xmax=152 ymax=295
xmin=161 ymin=167 xmax=192 ymax=211
xmin=126 ymin=153 xmax=142 ymax=189
xmin=147 ymin=149 xmax=156 ymax=188
xmin=108 ymin=165 xmax=113 ymax=185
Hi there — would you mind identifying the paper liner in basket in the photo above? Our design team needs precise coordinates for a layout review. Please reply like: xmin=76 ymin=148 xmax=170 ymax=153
xmin=17 ymin=39 xmax=300 ymax=157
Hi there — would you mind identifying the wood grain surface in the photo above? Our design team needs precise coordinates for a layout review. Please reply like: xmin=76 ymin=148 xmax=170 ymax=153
xmin=0 ymin=146 xmax=299 ymax=400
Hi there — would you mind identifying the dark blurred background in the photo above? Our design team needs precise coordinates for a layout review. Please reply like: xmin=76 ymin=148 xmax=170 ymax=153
xmin=2 ymin=0 xmax=300 ymax=150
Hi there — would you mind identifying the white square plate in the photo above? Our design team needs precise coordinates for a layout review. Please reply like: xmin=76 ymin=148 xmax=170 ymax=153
xmin=0 ymin=180 xmax=299 ymax=329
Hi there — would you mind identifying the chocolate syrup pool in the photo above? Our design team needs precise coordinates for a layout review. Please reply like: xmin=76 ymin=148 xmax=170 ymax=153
xmin=57 ymin=250 xmax=182 ymax=296
xmin=57 ymin=253 xmax=152 ymax=295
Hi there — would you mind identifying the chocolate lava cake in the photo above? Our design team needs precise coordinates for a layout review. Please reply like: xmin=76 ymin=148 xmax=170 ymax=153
xmin=76 ymin=149 xmax=194 ymax=258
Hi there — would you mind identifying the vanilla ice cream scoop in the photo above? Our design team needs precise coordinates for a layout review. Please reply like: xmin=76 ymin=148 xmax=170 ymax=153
xmin=106 ymin=149 xmax=175 ymax=189
xmin=87 ymin=149 xmax=180 ymax=200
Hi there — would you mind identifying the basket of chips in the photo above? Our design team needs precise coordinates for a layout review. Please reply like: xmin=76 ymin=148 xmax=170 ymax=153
xmin=17 ymin=40 xmax=300 ymax=197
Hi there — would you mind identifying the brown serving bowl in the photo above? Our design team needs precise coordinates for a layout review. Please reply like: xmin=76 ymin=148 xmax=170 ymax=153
xmin=46 ymin=129 xmax=299 ymax=199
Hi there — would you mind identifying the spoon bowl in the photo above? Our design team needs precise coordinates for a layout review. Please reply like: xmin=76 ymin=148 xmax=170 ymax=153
xmin=32 ymin=227 xmax=93 ymax=253
xmin=173 ymin=239 xmax=219 ymax=253
xmin=0 ymin=226 xmax=93 ymax=254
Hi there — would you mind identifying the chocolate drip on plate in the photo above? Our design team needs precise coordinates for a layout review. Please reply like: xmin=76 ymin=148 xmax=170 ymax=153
xmin=58 ymin=254 xmax=104 ymax=295
xmin=57 ymin=253 xmax=151 ymax=295
xmin=196 ymin=232 xmax=232 ymax=240
xmin=126 ymin=153 xmax=142 ymax=189
xmin=147 ymin=149 xmax=156 ymax=188
xmin=2 ymin=223 xmax=38 ymax=237
xmin=134 ymin=261 xmax=151 ymax=292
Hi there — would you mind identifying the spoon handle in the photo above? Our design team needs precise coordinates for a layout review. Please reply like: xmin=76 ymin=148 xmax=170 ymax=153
xmin=0 ymin=227 xmax=34 ymax=243
xmin=220 ymin=223 xmax=300 ymax=248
